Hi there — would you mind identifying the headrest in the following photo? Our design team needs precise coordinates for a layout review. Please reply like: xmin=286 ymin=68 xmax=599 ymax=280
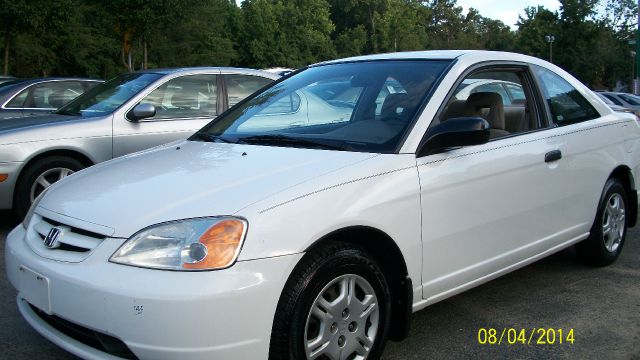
xmin=463 ymin=92 xmax=505 ymax=130
xmin=381 ymin=93 xmax=411 ymax=119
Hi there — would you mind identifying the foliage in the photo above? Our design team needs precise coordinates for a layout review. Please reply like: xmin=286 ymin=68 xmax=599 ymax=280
xmin=0 ymin=0 xmax=635 ymax=89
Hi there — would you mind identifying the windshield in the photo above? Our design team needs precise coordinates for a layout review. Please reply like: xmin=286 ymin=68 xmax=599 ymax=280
xmin=56 ymin=73 xmax=162 ymax=117
xmin=195 ymin=60 xmax=450 ymax=153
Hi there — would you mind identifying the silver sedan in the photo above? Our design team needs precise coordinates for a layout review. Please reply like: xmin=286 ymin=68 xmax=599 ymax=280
xmin=0 ymin=67 xmax=279 ymax=217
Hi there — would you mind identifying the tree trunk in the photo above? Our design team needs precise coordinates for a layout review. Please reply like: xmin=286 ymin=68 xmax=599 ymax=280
xmin=143 ymin=39 xmax=148 ymax=70
xmin=121 ymin=46 xmax=129 ymax=71
xmin=3 ymin=34 xmax=9 ymax=76
xmin=368 ymin=7 xmax=377 ymax=52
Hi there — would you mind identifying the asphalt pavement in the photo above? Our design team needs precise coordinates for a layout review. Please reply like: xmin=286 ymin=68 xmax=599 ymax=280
xmin=1 ymin=209 xmax=639 ymax=359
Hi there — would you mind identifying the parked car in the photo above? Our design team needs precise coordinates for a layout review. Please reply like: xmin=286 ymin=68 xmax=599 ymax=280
xmin=594 ymin=91 xmax=638 ymax=115
xmin=0 ymin=75 xmax=17 ymax=84
xmin=263 ymin=67 xmax=295 ymax=76
xmin=597 ymin=91 xmax=640 ymax=111
xmin=0 ymin=78 xmax=102 ymax=120
xmin=0 ymin=67 xmax=279 ymax=217
xmin=6 ymin=51 xmax=640 ymax=360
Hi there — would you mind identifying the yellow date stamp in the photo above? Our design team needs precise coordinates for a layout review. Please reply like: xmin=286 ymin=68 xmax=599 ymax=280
xmin=477 ymin=328 xmax=575 ymax=345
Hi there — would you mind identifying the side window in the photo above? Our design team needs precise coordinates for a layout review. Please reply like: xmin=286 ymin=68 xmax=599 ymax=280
xmin=224 ymin=75 xmax=273 ymax=107
xmin=25 ymin=81 xmax=85 ymax=109
xmin=83 ymin=81 xmax=101 ymax=91
xmin=472 ymin=83 xmax=511 ymax=105
xmin=5 ymin=89 xmax=28 ymax=108
xmin=533 ymin=65 xmax=599 ymax=125
xmin=139 ymin=74 xmax=218 ymax=120
xmin=440 ymin=69 xmax=537 ymax=139
xmin=505 ymin=83 xmax=526 ymax=103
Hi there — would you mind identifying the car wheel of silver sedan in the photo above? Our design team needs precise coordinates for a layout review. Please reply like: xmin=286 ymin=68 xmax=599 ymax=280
xmin=577 ymin=177 xmax=628 ymax=266
xmin=30 ymin=167 xmax=75 ymax=203
xmin=269 ymin=242 xmax=390 ymax=360
xmin=14 ymin=156 xmax=85 ymax=219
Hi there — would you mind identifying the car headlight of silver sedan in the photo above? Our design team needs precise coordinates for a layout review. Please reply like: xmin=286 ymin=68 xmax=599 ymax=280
xmin=110 ymin=217 xmax=247 ymax=271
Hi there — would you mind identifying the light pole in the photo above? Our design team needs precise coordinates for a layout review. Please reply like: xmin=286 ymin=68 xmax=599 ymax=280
xmin=545 ymin=35 xmax=555 ymax=63
xmin=636 ymin=0 xmax=640 ymax=94
xmin=632 ymin=51 xmax=636 ymax=91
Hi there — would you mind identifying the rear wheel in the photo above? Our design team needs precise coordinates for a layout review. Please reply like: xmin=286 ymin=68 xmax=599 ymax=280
xmin=14 ymin=156 xmax=84 ymax=219
xmin=270 ymin=242 xmax=390 ymax=360
xmin=577 ymin=178 xmax=628 ymax=266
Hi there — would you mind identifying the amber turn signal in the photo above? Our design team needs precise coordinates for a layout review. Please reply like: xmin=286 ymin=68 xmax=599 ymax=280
xmin=182 ymin=219 xmax=246 ymax=269
xmin=0 ymin=174 xmax=8 ymax=183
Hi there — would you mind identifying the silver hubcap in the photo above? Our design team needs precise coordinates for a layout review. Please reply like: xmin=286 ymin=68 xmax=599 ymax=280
xmin=304 ymin=274 xmax=379 ymax=360
xmin=30 ymin=168 xmax=74 ymax=202
xmin=603 ymin=193 xmax=626 ymax=253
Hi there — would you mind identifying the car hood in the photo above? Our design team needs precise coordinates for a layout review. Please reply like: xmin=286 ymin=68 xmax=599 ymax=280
xmin=39 ymin=140 xmax=378 ymax=238
xmin=0 ymin=113 xmax=78 ymax=132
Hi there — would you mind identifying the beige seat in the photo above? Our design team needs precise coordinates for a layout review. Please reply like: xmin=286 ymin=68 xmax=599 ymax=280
xmin=462 ymin=92 xmax=510 ymax=139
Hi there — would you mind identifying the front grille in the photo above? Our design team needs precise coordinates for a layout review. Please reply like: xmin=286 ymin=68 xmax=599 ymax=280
xmin=26 ymin=215 xmax=106 ymax=261
xmin=42 ymin=217 xmax=107 ymax=241
xmin=30 ymin=304 xmax=138 ymax=359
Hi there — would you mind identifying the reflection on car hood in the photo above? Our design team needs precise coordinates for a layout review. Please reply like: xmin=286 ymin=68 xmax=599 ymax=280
xmin=39 ymin=140 xmax=377 ymax=238
xmin=0 ymin=113 xmax=77 ymax=133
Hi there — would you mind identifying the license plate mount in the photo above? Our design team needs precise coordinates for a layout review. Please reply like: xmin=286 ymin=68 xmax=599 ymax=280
xmin=18 ymin=266 xmax=52 ymax=314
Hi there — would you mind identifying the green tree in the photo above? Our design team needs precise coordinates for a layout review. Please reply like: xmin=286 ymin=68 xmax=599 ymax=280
xmin=0 ymin=0 xmax=73 ymax=75
xmin=239 ymin=0 xmax=335 ymax=68
xmin=152 ymin=0 xmax=239 ymax=67
xmin=516 ymin=6 xmax=559 ymax=61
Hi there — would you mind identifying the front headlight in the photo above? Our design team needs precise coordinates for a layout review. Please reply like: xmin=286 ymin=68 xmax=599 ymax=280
xmin=110 ymin=217 xmax=247 ymax=271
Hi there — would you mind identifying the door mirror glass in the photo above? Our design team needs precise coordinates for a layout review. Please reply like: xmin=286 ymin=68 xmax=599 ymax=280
xmin=419 ymin=117 xmax=490 ymax=156
xmin=128 ymin=103 xmax=156 ymax=121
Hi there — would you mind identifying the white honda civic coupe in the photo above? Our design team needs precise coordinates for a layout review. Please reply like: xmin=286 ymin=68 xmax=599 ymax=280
xmin=5 ymin=51 xmax=640 ymax=360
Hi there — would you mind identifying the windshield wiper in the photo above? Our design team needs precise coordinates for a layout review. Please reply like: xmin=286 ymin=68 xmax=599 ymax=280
xmin=239 ymin=134 xmax=348 ymax=151
xmin=190 ymin=132 xmax=237 ymax=144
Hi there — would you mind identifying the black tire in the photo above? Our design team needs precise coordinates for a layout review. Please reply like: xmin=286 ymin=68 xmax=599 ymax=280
xmin=576 ymin=178 xmax=628 ymax=266
xmin=14 ymin=156 xmax=84 ymax=219
xmin=269 ymin=242 xmax=391 ymax=360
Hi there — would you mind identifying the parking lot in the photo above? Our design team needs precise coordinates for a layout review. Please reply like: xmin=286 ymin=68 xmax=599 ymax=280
xmin=0 ymin=210 xmax=638 ymax=359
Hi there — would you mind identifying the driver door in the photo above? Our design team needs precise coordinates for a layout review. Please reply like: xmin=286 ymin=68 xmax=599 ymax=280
xmin=419 ymin=66 xmax=573 ymax=302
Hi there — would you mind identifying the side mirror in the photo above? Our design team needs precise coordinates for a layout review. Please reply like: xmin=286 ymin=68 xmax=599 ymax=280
xmin=128 ymin=103 xmax=156 ymax=121
xmin=418 ymin=117 xmax=490 ymax=157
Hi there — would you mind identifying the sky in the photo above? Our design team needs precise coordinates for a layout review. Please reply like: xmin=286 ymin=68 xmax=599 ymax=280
xmin=457 ymin=0 xmax=561 ymax=29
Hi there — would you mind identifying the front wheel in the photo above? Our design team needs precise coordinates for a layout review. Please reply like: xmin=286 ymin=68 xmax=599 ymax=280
xmin=14 ymin=156 xmax=84 ymax=219
xmin=577 ymin=178 xmax=628 ymax=266
xmin=269 ymin=242 xmax=391 ymax=360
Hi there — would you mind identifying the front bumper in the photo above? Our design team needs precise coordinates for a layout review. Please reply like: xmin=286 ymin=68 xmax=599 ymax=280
xmin=0 ymin=161 xmax=22 ymax=210
xmin=5 ymin=225 xmax=302 ymax=360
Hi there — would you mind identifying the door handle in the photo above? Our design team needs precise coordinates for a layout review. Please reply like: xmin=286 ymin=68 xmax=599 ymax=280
xmin=544 ymin=150 xmax=562 ymax=163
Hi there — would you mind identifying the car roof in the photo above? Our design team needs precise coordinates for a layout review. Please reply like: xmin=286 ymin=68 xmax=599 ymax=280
xmin=315 ymin=50 xmax=549 ymax=67
xmin=135 ymin=67 xmax=280 ymax=79
xmin=3 ymin=77 xmax=103 ymax=86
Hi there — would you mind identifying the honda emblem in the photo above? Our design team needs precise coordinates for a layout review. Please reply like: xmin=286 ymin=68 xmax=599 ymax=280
xmin=44 ymin=227 xmax=63 ymax=248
